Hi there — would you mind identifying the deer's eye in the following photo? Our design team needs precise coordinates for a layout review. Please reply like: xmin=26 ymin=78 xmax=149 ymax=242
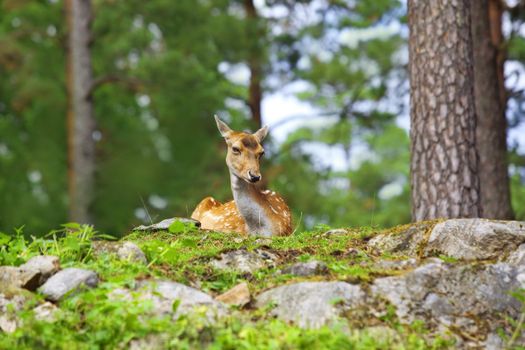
xmin=232 ymin=147 xmax=241 ymax=154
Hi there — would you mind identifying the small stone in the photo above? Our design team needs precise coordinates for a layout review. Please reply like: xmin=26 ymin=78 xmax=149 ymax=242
xmin=374 ymin=258 xmax=418 ymax=271
xmin=255 ymin=238 xmax=272 ymax=246
xmin=133 ymin=217 xmax=200 ymax=231
xmin=117 ymin=242 xmax=147 ymax=264
xmin=33 ymin=302 xmax=58 ymax=322
xmin=0 ymin=266 xmax=41 ymax=291
xmin=324 ymin=228 xmax=349 ymax=236
xmin=38 ymin=268 xmax=99 ymax=302
xmin=361 ymin=326 xmax=400 ymax=343
xmin=346 ymin=248 xmax=361 ymax=256
xmin=128 ymin=334 xmax=169 ymax=350
xmin=0 ymin=316 xmax=17 ymax=333
xmin=21 ymin=256 xmax=60 ymax=284
xmin=0 ymin=293 xmax=27 ymax=312
xmin=233 ymin=237 xmax=244 ymax=244
xmin=211 ymin=249 xmax=267 ymax=274
xmin=281 ymin=261 xmax=329 ymax=276
xmin=255 ymin=248 xmax=278 ymax=265
xmin=215 ymin=282 xmax=251 ymax=307
xmin=0 ymin=293 xmax=28 ymax=333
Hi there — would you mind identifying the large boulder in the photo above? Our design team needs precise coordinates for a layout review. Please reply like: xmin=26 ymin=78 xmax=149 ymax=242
xmin=371 ymin=261 xmax=525 ymax=342
xmin=255 ymin=281 xmax=365 ymax=329
xmin=38 ymin=268 xmax=99 ymax=302
xmin=369 ymin=219 xmax=525 ymax=261
xmin=424 ymin=219 xmax=525 ymax=260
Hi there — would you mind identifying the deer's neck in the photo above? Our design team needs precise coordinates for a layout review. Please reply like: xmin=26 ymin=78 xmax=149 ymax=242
xmin=230 ymin=173 xmax=272 ymax=236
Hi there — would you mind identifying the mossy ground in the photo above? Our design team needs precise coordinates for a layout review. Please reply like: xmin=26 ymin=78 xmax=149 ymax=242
xmin=0 ymin=222 xmax=461 ymax=349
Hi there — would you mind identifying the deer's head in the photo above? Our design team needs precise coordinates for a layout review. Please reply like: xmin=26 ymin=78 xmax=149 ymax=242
xmin=215 ymin=115 xmax=268 ymax=184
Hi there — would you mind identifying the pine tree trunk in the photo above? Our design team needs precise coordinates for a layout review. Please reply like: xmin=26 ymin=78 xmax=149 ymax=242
xmin=408 ymin=0 xmax=481 ymax=221
xmin=471 ymin=0 xmax=514 ymax=219
xmin=66 ymin=0 xmax=96 ymax=224
xmin=244 ymin=0 xmax=262 ymax=128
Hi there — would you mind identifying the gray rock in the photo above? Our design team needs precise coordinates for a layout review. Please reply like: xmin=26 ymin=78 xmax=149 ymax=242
xmin=127 ymin=334 xmax=169 ymax=350
xmin=374 ymin=258 xmax=418 ymax=271
xmin=38 ymin=268 xmax=99 ymax=302
xmin=255 ymin=281 xmax=365 ymax=329
xmin=368 ymin=222 xmax=434 ymax=256
xmin=110 ymin=280 xmax=226 ymax=321
xmin=117 ymin=242 xmax=147 ymax=264
xmin=371 ymin=261 xmax=523 ymax=340
xmin=360 ymin=326 xmax=400 ymax=344
xmin=133 ymin=217 xmax=200 ymax=231
xmin=504 ymin=243 xmax=525 ymax=266
xmin=0 ymin=266 xmax=41 ymax=291
xmin=424 ymin=219 xmax=525 ymax=260
xmin=0 ymin=315 xmax=17 ymax=333
xmin=0 ymin=293 xmax=28 ymax=333
xmin=21 ymin=255 xmax=60 ymax=284
xmin=254 ymin=238 xmax=272 ymax=246
xmin=281 ymin=260 xmax=329 ymax=276
xmin=485 ymin=333 xmax=505 ymax=350
xmin=92 ymin=241 xmax=147 ymax=264
xmin=211 ymin=249 xmax=269 ymax=274
xmin=323 ymin=228 xmax=349 ymax=236
xmin=33 ymin=302 xmax=58 ymax=322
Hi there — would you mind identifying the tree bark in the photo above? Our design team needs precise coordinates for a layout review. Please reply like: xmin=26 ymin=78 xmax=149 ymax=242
xmin=65 ymin=0 xmax=96 ymax=224
xmin=471 ymin=0 xmax=514 ymax=219
xmin=408 ymin=0 xmax=481 ymax=221
xmin=244 ymin=0 xmax=262 ymax=128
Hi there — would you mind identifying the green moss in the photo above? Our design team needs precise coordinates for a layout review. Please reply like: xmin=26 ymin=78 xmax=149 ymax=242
xmin=0 ymin=223 xmax=461 ymax=349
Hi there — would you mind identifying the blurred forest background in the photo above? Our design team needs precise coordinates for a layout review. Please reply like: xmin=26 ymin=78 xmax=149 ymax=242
xmin=0 ymin=0 xmax=524 ymax=236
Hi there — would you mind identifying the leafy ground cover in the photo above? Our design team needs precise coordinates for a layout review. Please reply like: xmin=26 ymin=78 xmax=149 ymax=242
xmin=0 ymin=222 xmax=507 ymax=349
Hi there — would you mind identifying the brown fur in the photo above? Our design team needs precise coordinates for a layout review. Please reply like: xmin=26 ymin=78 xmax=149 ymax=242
xmin=191 ymin=116 xmax=293 ymax=236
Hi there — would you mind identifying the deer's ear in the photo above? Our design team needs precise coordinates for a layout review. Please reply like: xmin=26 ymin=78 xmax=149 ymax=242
xmin=253 ymin=125 xmax=269 ymax=143
xmin=215 ymin=115 xmax=233 ymax=138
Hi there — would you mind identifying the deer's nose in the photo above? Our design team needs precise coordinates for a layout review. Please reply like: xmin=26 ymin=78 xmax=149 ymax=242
xmin=248 ymin=171 xmax=261 ymax=183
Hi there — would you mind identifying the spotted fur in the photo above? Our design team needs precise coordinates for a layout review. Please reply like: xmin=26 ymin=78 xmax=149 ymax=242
xmin=191 ymin=116 xmax=293 ymax=236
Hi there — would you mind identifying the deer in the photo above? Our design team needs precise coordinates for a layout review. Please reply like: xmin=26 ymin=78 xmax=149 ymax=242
xmin=191 ymin=115 xmax=293 ymax=237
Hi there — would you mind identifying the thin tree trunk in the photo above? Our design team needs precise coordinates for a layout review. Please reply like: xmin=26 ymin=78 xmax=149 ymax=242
xmin=408 ymin=0 xmax=481 ymax=221
xmin=65 ymin=0 xmax=96 ymax=224
xmin=244 ymin=0 xmax=262 ymax=128
xmin=471 ymin=0 xmax=514 ymax=219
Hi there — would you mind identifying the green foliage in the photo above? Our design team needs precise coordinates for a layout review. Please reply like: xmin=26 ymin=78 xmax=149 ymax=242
xmin=0 ymin=0 xmax=524 ymax=236
xmin=0 ymin=224 xmax=459 ymax=349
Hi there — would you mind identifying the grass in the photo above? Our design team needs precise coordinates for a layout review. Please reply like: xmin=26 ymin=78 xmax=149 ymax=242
xmin=0 ymin=221 xmax=497 ymax=349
